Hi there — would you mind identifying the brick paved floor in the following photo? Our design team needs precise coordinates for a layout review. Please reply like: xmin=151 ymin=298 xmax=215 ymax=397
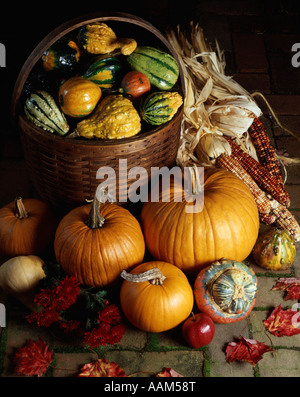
xmin=0 ymin=0 xmax=300 ymax=381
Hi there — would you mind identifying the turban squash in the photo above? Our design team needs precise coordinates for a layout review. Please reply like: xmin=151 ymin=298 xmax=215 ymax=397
xmin=194 ymin=259 xmax=257 ymax=323
xmin=54 ymin=194 xmax=145 ymax=287
xmin=140 ymin=167 xmax=259 ymax=275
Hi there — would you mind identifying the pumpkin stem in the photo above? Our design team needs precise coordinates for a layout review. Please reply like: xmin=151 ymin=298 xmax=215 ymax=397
xmin=189 ymin=165 xmax=203 ymax=195
xmin=15 ymin=197 xmax=28 ymax=219
xmin=87 ymin=195 xmax=105 ymax=229
xmin=120 ymin=268 xmax=166 ymax=285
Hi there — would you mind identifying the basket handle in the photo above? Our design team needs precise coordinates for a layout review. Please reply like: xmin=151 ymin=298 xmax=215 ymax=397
xmin=11 ymin=11 xmax=185 ymax=119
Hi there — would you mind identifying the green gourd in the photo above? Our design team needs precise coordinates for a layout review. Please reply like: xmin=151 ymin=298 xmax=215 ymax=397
xmin=83 ymin=56 xmax=122 ymax=88
xmin=24 ymin=90 xmax=69 ymax=135
xmin=140 ymin=91 xmax=183 ymax=125
xmin=127 ymin=46 xmax=180 ymax=90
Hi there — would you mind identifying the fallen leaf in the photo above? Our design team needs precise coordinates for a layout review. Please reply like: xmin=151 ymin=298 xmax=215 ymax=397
xmin=156 ymin=368 xmax=183 ymax=377
xmin=14 ymin=338 xmax=53 ymax=376
xmin=272 ymin=278 xmax=300 ymax=300
xmin=264 ymin=305 xmax=300 ymax=337
xmin=225 ymin=336 xmax=272 ymax=366
xmin=78 ymin=358 xmax=126 ymax=377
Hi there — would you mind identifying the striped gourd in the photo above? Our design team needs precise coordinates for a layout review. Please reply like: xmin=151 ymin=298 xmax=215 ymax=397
xmin=24 ymin=90 xmax=69 ymax=136
xmin=83 ymin=56 xmax=122 ymax=88
xmin=127 ymin=46 xmax=179 ymax=90
xmin=140 ymin=91 xmax=183 ymax=125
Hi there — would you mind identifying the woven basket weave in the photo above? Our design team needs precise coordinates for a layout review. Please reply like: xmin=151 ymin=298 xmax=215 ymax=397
xmin=12 ymin=12 xmax=185 ymax=208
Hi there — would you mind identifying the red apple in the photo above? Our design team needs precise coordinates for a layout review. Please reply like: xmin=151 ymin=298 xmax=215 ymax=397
xmin=182 ymin=312 xmax=215 ymax=348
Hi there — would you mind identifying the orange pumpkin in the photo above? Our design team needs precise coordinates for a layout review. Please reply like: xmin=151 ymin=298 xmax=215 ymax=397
xmin=120 ymin=261 xmax=194 ymax=332
xmin=58 ymin=76 xmax=101 ymax=117
xmin=140 ymin=168 xmax=259 ymax=275
xmin=54 ymin=194 xmax=145 ymax=287
xmin=0 ymin=197 xmax=58 ymax=258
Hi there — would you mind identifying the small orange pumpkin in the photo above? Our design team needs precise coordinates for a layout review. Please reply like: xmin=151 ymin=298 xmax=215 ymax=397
xmin=54 ymin=193 xmax=145 ymax=287
xmin=58 ymin=76 xmax=102 ymax=117
xmin=120 ymin=261 xmax=194 ymax=332
xmin=0 ymin=197 xmax=58 ymax=258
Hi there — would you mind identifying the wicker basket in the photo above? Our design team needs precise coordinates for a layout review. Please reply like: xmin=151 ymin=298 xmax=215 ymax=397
xmin=12 ymin=12 xmax=185 ymax=209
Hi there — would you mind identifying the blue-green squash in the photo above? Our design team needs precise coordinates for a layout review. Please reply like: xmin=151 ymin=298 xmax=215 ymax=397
xmin=194 ymin=259 xmax=257 ymax=324
xmin=24 ymin=90 xmax=69 ymax=136
xmin=140 ymin=91 xmax=183 ymax=125
xmin=83 ymin=56 xmax=122 ymax=88
xmin=127 ymin=46 xmax=180 ymax=90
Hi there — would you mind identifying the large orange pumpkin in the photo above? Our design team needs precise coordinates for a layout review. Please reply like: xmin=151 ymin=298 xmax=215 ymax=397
xmin=54 ymin=195 xmax=145 ymax=287
xmin=140 ymin=168 xmax=259 ymax=275
xmin=0 ymin=197 xmax=58 ymax=258
xmin=120 ymin=261 xmax=194 ymax=332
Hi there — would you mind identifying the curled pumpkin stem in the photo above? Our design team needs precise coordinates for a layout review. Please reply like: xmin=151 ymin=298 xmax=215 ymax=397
xmin=120 ymin=268 xmax=166 ymax=285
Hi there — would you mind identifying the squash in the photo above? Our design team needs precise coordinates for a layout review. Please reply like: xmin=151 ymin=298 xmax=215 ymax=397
xmin=83 ymin=56 xmax=122 ymax=88
xmin=140 ymin=167 xmax=259 ymax=275
xmin=119 ymin=71 xmax=151 ymax=99
xmin=75 ymin=94 xmax=141 ymax=139
xmin=120 ymin=261 xmax=194 ymax=332
xmin=140 ymin=91 xmax=183 ymax=125
xmin=54 ymin=192 xmax=145 ymax=288
xmin=42 ymin=39 xmax=81 ymax=74
xmin=24 ymin=90 xmax=69 ymax=135
xmin=252 ymin=227 xmax=296 ymax=271
xmin=0 ymin=255 xmax=46 ymax=311
xmin=0 ymin=197 xmax=58 ymax=258
xmin=194 ymin=259 xmax=258 ymax=324
xmin=127 ymin=46 xmax=179 ymax=90
xmin=78 ymin=22 xmax=137 ymax=55
xmin=58 ymin=76 xmax=102 ymax=118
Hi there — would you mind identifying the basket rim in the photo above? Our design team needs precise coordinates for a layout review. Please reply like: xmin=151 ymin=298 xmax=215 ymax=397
xmin=11 ymin=11 xmax=186 ymax=120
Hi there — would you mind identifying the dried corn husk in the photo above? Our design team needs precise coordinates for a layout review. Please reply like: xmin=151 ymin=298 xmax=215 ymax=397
xmin=166 ymin=23 xmax=262 ymax=167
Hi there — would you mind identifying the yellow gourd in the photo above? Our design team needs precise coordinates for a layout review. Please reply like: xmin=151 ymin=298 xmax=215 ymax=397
xmin=79 ymin=23 xmax=137 ymax=55
xmin=75 ymin=94 xmax=141 ymax=139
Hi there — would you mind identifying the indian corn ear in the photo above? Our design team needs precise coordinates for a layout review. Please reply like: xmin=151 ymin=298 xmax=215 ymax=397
xmin=248 ymin=117 xmax=284 ymax=184
xmin=225 ymin=137 xmax=290 ymax=207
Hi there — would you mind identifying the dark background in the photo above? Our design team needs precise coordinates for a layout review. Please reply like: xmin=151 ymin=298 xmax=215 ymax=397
xmin=0 ymin=0 xmax=299 ymax=136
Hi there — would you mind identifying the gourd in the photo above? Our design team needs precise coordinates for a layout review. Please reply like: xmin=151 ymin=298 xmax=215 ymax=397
xmin=140 ymin=167 xmax=259 ymax=275
xmin=78 ymin=23 xmax=137 ymax=55
xmin=0 ymin=255 xmax=46 ymax=311
xmin=83 ymin=56 xmax=122 ymax=88
xmin=120 ymin=261 xmax=194 ymax=332
xmin=42 ymin=39 xmax=81 ymax=74
xmin=127 ymin=46 xmax=180 ymax=90
xmin=58 ymin=76 xmax=102 ymax=118
xmin=24 ymin=90 xmax=69 ymax=135
xmin=140 ymin=91 xmax=183 ymax=125
xmin=0 ymin=197 xmax=58 ymax=258
xmin=54 ymin=192 xmax=145 ymax=288
xmin=252 ymin=227 xmax=296 ymax=271
xmin=119 ymin=71 xmax=151 ymax=99
xmin=75 ymin=94 xmax=141 ymax=139
xmin=194 ymin=259 xmax=258 ymax=324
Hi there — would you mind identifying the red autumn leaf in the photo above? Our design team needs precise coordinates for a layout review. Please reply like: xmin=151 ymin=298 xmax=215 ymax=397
xmin=156 ymin=367 xmax=183 ymax=377
xmin=264 ymin=305 xmax=300 ymax=337
xmin=225 ymin=336 xmax=272 ymax=367
xmin=78 ymin=358 xmax=126 ymax=377
xmin=272 ymin=278 xmax=300 ymax=301
xmin=14 ymin=338 xmax=53 ymax=376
